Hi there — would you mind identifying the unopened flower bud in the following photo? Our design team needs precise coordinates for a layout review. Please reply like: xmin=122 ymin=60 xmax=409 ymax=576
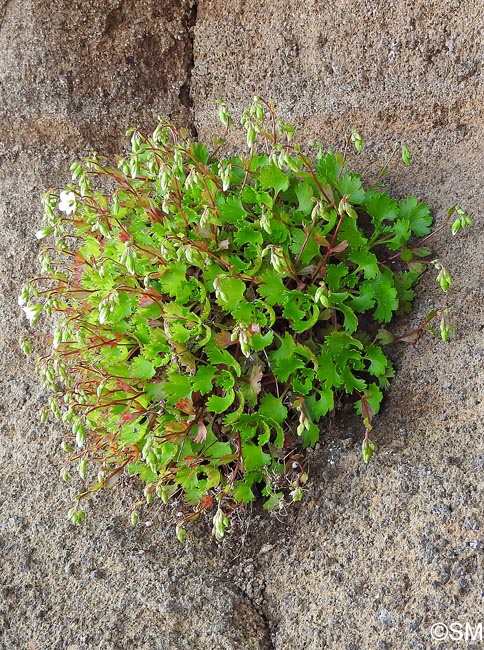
xmin=144 ymin=486 xmax=153 ymax=504
xmin=246 ymin=126 xmax=256 ymax=148
xmin=291 ymin=487 xmax=304 ymax=502
xmin=78 ymin=457 xmax=88 ymax=480
xmin=362 ymin=438 xmax=376 ymax=463
xmin=176 ymin=524 xmax=187 ymax=542
xmin=68 ymin=508 xmax=86 ymax=526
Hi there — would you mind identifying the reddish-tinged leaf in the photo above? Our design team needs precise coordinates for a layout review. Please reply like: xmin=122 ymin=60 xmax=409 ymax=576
xmin=331 ymin=240 xmax=349 ymax=253
xmin=249 ymin=365 xmax=264 ymax=398
xmin=314 ymin=232 xmax=330 ymax=246
xmin=198 ymin=494 xmax=214 ymax=509
xmin=74 ymin=250 xmax=86 ymax=264
xmin=184 ymin=455 xmax=203 ymax=468
xmin=164 ymin=421 xmax=187 ymax=433
xmin=120 ymin=412 xmax=141 ymax=424
xmin=398 ymin=332 xmax=419 ymax=344
xmin=214 ymin=330 xmax=234 ymax=348
xmin=175 ymin=398 xmax=194 ymax=414
xmin=194 ymin=420 xmax=208 ymax=443
xmin=147 ymin=207 xmax=165 ymax=223
xmin=138 ymin=295 xmax=156 ymax=307
xmin=115 ymin=379 xmax=138 ymax=394
xmin=360 ymin=395 xmax=375 ymax=428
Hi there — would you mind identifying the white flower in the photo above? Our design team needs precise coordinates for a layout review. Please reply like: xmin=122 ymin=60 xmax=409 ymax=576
xmin=22 ymin=303 xmax=43 ymax=325
xmin=35 ymin=227 xmax=53 ymax=240
xmin=58 ymin=191 xmax=76 ymax=214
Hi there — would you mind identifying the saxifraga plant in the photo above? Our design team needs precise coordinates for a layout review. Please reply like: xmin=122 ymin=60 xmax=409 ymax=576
xmin=19 ymin=97 xmax=472 ymax=540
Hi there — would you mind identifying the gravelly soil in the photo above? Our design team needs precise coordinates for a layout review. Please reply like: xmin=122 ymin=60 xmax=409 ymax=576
xmin=1 ymin=1 xmax=483 ymax=648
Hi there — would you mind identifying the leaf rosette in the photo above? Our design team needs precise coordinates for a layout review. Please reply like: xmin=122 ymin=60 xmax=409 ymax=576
xmin=19 ymin=98 xmax=469 ymax=539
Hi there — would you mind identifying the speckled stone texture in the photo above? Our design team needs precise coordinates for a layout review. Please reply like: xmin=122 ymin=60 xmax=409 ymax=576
xmin=1 ymin=0 xmax=483 ymax=648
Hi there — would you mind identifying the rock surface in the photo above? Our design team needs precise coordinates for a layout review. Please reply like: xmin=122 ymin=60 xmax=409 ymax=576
xmin=1 ymin=0 xmax=483 ymax=648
